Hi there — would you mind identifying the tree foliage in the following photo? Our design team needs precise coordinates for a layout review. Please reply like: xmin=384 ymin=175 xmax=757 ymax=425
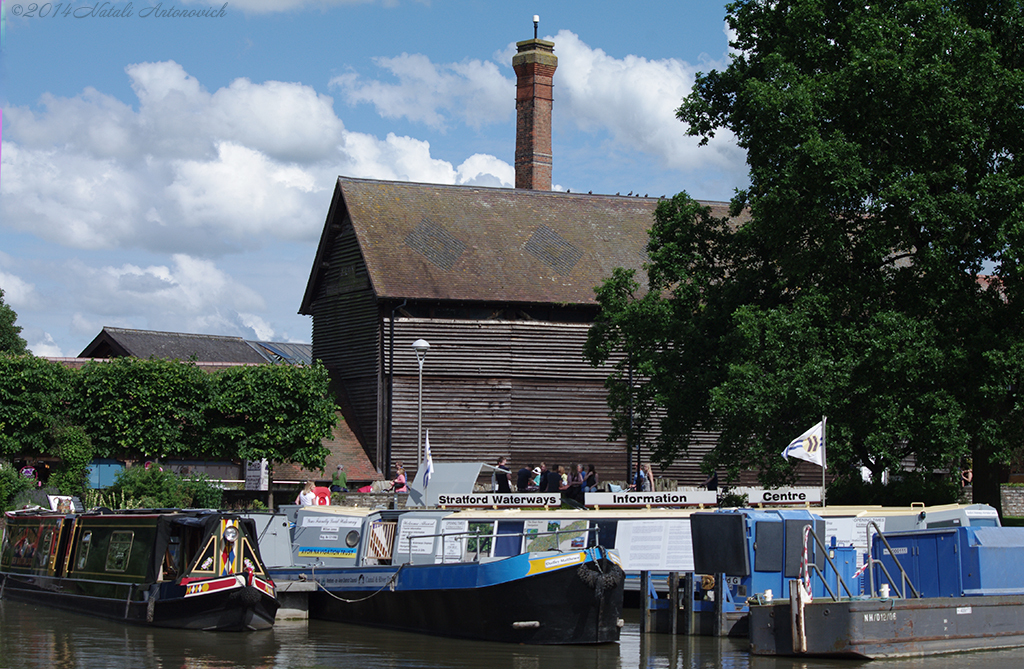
xmin=0 ymin=289 xmax=28 ymax=355
xmin=2 ymin=356 xmax=338 ymax=474
xmin=588 ymin=0 xmax=1024 ymax=510
xmin=207 ymin=362 xmax=335 ymax=471
xmin=0 ymin=354 xmax=73 ymax=456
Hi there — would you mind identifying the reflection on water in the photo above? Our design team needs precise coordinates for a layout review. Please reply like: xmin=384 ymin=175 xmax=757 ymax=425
xmin=2 ymin=601 xmax=1024 ymax=669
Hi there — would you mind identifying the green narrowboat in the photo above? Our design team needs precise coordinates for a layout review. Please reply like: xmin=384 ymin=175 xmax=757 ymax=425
xmin=0 ymin=507 xmax=278 ymax=630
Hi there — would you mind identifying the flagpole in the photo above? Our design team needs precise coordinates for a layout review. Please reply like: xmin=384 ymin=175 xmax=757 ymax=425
xmin=821 ymin=415 xmax=827 ymax=507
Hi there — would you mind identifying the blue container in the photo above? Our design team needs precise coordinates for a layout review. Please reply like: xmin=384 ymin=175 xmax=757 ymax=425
xmin=871 ymin=526 xmax=1024 ymax=598
xmin=691 ymin=509 xmax=856 ymax=604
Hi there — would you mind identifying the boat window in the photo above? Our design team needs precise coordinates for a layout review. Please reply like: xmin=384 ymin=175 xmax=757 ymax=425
xmin=105 ymin=531 xmax=134 ymax=572
xmin=969 ymin=517 xmax=1000 ymax=528
xmin=75 ymin=531 xmax=93 ymax=570
xmin=35 ymin=528 xmax=54 ymax=569
xmin=467 ymin=522 xmax=494 ymax=559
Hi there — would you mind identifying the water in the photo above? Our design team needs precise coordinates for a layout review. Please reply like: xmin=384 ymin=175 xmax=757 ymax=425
xmin=2 ymin=602 xmax=1024 ymax=669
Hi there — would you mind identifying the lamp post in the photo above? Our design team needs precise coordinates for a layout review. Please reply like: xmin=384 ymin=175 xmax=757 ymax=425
xmin=412 ymin=338 xmax=430 ymax=467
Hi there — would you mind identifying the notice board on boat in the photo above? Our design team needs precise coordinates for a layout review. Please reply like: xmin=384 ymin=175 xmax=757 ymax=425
xmin=613 ymin=519 xmax=694 ymax=571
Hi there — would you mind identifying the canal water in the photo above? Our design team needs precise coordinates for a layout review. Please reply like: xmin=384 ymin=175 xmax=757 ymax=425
xmin=2 ymin=600 xmax=1024 ymax=669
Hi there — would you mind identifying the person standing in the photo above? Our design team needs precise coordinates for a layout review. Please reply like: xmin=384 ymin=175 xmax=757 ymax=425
xmin=296 ymin=481 xmax=316 ymax=506
xmin=492 ymin=457 xmax=512 ymax=493
xmin=331 ymin=464 xmax=348 ymax=493
xmin=516 ymin=463 xmax=533 ymax=492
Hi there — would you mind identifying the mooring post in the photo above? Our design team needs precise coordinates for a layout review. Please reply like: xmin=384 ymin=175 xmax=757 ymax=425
xmin=668 ymin=571 xmax=679 ymax=636
xmin=681 ymin=572 xmax=694 ymax=635
xmin=640 ymin=570 xmax=651 ymax=634
xmin=713 ymin=572 xmax=726 ymax=637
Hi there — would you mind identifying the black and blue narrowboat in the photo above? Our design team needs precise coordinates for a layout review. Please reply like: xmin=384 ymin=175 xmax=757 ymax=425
xmin=0 ymin=507 xmax=278 ymax=631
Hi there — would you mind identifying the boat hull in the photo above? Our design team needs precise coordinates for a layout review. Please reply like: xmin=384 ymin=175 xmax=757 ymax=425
xmin=0 ymin=572 xmax=278 ymax=631
xmin=284 ymin=550 xmax=624 ymax=644
xmin=749 ymin=595 xmax=1024 ymax=659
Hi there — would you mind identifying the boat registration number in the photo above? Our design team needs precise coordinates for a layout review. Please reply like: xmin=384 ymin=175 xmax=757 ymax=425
xmin=863 ymin=612 xmax=897 ymax=622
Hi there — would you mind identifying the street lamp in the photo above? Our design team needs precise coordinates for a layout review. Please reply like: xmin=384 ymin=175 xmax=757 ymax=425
xmin=412 ymin=338 xmax=430 ymax=466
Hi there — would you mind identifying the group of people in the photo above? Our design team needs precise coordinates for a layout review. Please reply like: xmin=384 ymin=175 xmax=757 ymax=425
xmin=491 ymin=458 xmax=600 ymax=503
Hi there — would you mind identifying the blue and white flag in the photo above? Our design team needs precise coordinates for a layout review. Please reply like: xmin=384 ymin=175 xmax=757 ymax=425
xmin=422 ymin=430 xmax=434 ymax=488
xmin=781 ymin=420 xmax=825 ymax=468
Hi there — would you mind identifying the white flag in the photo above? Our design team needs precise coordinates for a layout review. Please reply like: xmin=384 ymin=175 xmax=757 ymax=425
xmin=422 ymin=430 xmax=434 ymax=489
xmin=781 ymin=420 xmax=825 ymax=468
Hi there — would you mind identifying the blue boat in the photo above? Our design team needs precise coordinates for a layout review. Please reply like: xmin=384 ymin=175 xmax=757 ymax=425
xmin=264 ymin=506 xmax=624 ymax=644
xmin=747 ymin=511 xmax=1024 ymax=658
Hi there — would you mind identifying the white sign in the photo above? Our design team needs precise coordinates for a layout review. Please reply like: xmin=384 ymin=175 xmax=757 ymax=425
xmin=437 ymin=519 xmax=468 ymax=564
xmin=734 ymin=487 xmax=822 ymax=505
xmin=614 ymin=519 xmax=694 ymax=571
xmin=397 ymin=518 xmax=438 ymax=556
xmin=435 ymin=493 xmax=560 ymax=507
xmin=585 ymin=490 xmax=717 ymax=507
xmin=300 ymin=515 xmax=363 ymax=530
xmin=245 ymin=459 xmax=268 ymax=491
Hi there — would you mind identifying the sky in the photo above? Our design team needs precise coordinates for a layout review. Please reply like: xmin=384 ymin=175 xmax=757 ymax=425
xmin=0 ymin=0 xmax=748 ymax=357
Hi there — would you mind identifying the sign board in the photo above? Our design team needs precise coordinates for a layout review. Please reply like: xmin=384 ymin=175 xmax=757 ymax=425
xmin=435 ymin=492 xmax=561 ymax=507
xmin=245 ymin=459 xmax=268 ymax=491
xmin=733 ymin=487 xmax=822 ymax=505
xmin=614 ymin=519 xmax=695 ymax=571
xmin=396 ymin=518 xmax=438 ymax=557
xmin=584 ymin=490 xmax=717 ymax=508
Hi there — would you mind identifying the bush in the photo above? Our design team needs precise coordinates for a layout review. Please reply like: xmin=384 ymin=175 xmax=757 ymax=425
xmin=101 ymin=464 xmax=222 ymax=509
xmin=0 ymin=462 xmax=35 ymax=510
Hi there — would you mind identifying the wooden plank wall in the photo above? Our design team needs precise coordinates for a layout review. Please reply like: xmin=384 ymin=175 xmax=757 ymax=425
xmin=386 ymin=317 xmax=716 ymax=485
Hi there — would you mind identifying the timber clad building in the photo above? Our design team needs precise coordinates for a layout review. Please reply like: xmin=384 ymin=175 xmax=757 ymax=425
xmin=300 ymin=33 xmax=733 ymax=484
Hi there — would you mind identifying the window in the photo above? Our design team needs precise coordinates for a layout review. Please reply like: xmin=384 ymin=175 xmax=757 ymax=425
xmin=105 ymin=531 xmax=134 ymax=572
xmin=76 ymin=531 xmax=92 ymax=570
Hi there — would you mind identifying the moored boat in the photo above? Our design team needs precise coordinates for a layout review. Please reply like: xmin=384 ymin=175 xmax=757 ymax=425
xmin=748 ymin=519 xmax=1024 ymax=658
xmin=268 ymin=506 xmax=625 ymax=644
xmin=1 ymin=507 xmax=279 ymax=631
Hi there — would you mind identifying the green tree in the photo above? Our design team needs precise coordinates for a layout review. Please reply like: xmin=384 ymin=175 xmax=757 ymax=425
xmin=589 ymin=0 xmax=1024 ymax=512
xmin=72 ymin=357 xmax=209 ymax=460
xmin=49 ymin=424 xmax=94 ymax=497
xmin=0 ymin=289 xmax=28 ymax=355
xmin=207 ymin=362 xmax=336 ymax=472
xmin=0 ymin=354 xmax=73 ymax=456
xmin=100 ymin=463 xmax=222 ymax=509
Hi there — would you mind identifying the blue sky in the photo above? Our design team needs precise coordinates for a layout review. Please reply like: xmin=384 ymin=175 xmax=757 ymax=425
xmin=0 ymin=0 xmax=748 ymax=356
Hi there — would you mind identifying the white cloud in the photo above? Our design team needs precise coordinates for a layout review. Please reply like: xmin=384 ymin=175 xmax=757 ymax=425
xmin=0 ymin=271 xmax=40 ymax=308
xmin=331 ymin=54 xmax=513 ymax=130
xmin=1 ymin=60 xmax=514 ymax=256
xmin=27 ymin=332 xmax=63 ymax=358
xmin=551 ymin=30 xmax=741 ymax=173
xmin=328 ymin=30 xmax=745 ymax=178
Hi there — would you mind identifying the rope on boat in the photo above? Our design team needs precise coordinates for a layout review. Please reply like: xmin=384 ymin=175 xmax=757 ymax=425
xmin=310 ymin=563 xmax=406 ymax=603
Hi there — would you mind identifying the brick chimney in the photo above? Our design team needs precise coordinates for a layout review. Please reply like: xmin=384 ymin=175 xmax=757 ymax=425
xmin=513 ymin=35 xmax=557 ymax=190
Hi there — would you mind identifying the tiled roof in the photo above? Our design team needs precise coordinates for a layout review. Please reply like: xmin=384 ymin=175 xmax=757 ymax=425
xmin=79 ymin=327 xmax=311 ymax=365
xmin=302 ymin=177 xmax=736 ymax=310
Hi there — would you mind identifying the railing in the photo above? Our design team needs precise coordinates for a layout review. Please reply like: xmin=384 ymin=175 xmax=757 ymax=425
xmin=397 ymin=525 xmax=602 ymax=565
xmin=798 ymin=524 xmax=856 ymax=601
xmin=865 ymin=520 xmax=920 ymax=599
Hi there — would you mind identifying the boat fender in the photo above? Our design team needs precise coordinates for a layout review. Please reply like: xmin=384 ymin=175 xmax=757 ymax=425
xmin=228 ymin=586 xmax=263 ymax=607
xmin=577 ymin=562 xmax=624 ymax=594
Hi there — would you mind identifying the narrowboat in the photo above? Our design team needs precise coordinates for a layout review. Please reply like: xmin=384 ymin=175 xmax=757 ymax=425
xmin=0 ymin=507 xmax=278 ymax=631
xmin=266 ymin=506 xmax=625 ymax=644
